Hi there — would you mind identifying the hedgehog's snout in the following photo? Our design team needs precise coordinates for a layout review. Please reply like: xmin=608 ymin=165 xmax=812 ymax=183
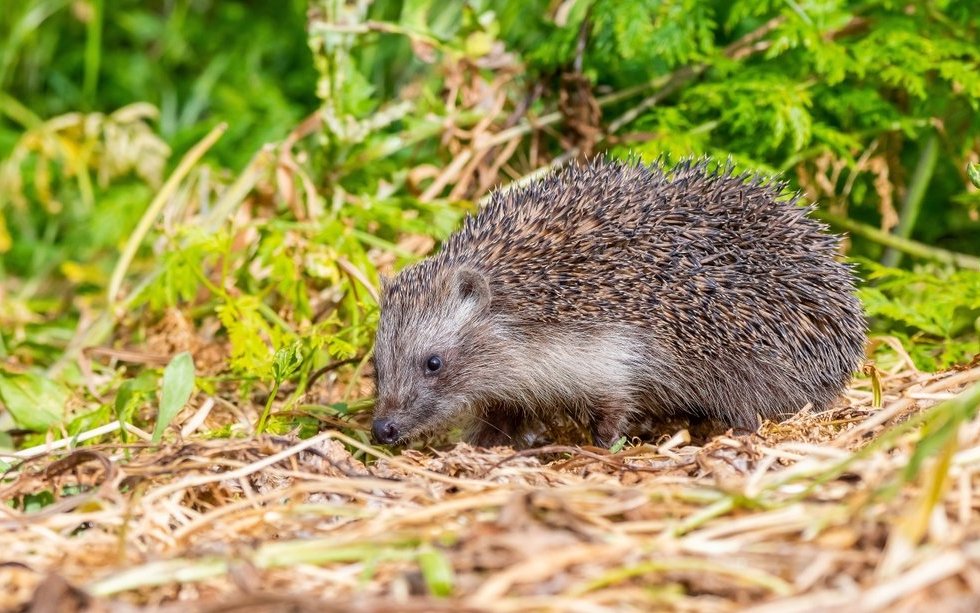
xmin=372 ymin=418 xmax=399 ymax=444
xmin=371 ymin=394 xmax=403 ymax=444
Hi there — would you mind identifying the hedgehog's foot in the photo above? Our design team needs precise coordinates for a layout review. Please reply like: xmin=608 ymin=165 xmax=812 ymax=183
xmin=588 ymin=400 xmax=629 ymax=449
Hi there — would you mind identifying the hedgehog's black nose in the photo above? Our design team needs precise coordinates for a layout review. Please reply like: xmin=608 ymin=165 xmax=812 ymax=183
xmin=372 ymin=418 xmax=399 ymax=444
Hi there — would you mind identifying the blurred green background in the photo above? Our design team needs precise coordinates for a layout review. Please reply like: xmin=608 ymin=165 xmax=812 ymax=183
xmin=1 ymin=0 xmax=317 ymax=166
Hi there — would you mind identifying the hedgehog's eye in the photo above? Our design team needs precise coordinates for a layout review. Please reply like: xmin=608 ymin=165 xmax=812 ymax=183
xmin=424 ymin=355 xmax=443 ymax=374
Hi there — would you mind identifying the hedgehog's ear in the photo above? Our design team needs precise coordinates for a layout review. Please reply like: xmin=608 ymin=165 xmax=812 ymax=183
xmin=452 ymin=268 xmax=491 ymax=310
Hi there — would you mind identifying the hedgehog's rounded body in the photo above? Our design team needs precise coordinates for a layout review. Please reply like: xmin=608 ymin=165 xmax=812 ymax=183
xmin=371 ymin=159 xmax=867 ymax=447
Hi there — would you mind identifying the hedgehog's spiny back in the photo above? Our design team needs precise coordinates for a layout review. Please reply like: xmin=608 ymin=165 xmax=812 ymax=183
xmin=438 ymin=159 xmax=859 ymax=328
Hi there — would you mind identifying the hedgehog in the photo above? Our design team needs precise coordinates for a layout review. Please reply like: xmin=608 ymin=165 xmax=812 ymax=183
xmin=370 ymin=158 xmax=867 ymax=448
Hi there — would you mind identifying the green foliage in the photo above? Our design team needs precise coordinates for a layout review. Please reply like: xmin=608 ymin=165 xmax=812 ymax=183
xmin=114 ymin=369 xmax=158 ymax=440
xmin=0 ymin=104 xmax=168 ymax=280
xmin=860 ymin=263 xmax=980 ymax=370
xmin=11 ymin=490 xmax=56 ymax=513
xmin=0 ymin=0 xmax=317 ymax=168
xmin=903 ymin=382 xmax=980 ymax=483
xmin=683 ymin=72 xmax=814 ymax=154
xmin=214 ymin=295 xmax=286 ymax=380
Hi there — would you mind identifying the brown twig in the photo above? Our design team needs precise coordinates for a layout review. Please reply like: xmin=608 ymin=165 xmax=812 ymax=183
xmin=307 ymin=356 xmax=365 ymax=390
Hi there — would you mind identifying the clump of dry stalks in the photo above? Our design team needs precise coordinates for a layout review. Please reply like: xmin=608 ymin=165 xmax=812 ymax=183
xmin=2 ymin=362 xmax=980 ymax=612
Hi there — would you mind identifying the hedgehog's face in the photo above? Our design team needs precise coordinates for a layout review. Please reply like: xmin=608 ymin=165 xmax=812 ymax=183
xmin=371 ymin=265 xmax=496 ymax=445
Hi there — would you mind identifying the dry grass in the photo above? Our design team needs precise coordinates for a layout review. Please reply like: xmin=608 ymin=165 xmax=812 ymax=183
xmin=3 ymin=364 xmax=980 ymax=612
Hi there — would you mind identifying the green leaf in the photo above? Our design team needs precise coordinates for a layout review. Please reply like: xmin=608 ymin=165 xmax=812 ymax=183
xmin=115 ymin=370 xmax=158 ymax=441
xmin=417 ymin=546 xmax=454 ymax=597
xmin=968 ymin=162 xmax=980 ymax=189
xmin=114 ymin=380 xmax=138 ymax=419
xmin=0 ymin=430 xmax=14 ymax=452
xmin=216 ymin=296 xmax=277 ymax=378
xmin=0 ymin=369 xmax=68 ymax=431
xmin=328 ymin=336 xmax=358 ymax=360
xmin=272 ymin=342 xmax=304 ymax=385
xmin=21 ymin=491 xmax=56 ymax=513
xmin=609 ymin=435 xmax=629 ymax=453
xmin=152 ymin=352 xmax=196 ymax=443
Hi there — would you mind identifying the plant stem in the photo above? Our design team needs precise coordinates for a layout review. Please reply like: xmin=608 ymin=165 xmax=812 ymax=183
xmin=255 ymin=380 xmax=280 ymax=434
xmin=107 ymin=123 xmax=227 ymax=308
xmin=881 ymin=131 xmax=940 ymax=267
xmin=569 ymin=557 xmax=792 ymax=597
xmin=816 ymin=211 xmax=980 ymax=270
xmin=86 ymin=537 xmax=421 ymax=596
xmin=82 ymin=0 xmax=104 ymax=105
xmin=0 ymin=91 xmax=42 ymax=129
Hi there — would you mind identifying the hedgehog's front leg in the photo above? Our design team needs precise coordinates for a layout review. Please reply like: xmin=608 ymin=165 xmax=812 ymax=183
xmin=588 ymin=397 xmax=631 ymax=448
xmin=465 ymin=404 xmax=529 ymax=448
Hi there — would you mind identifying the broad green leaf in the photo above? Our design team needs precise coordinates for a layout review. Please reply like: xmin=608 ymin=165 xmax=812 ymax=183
xmin=152 ymin=352 xmax=196 ymax=443
xmin=0 ymin=370 xmax=68 ymax=431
